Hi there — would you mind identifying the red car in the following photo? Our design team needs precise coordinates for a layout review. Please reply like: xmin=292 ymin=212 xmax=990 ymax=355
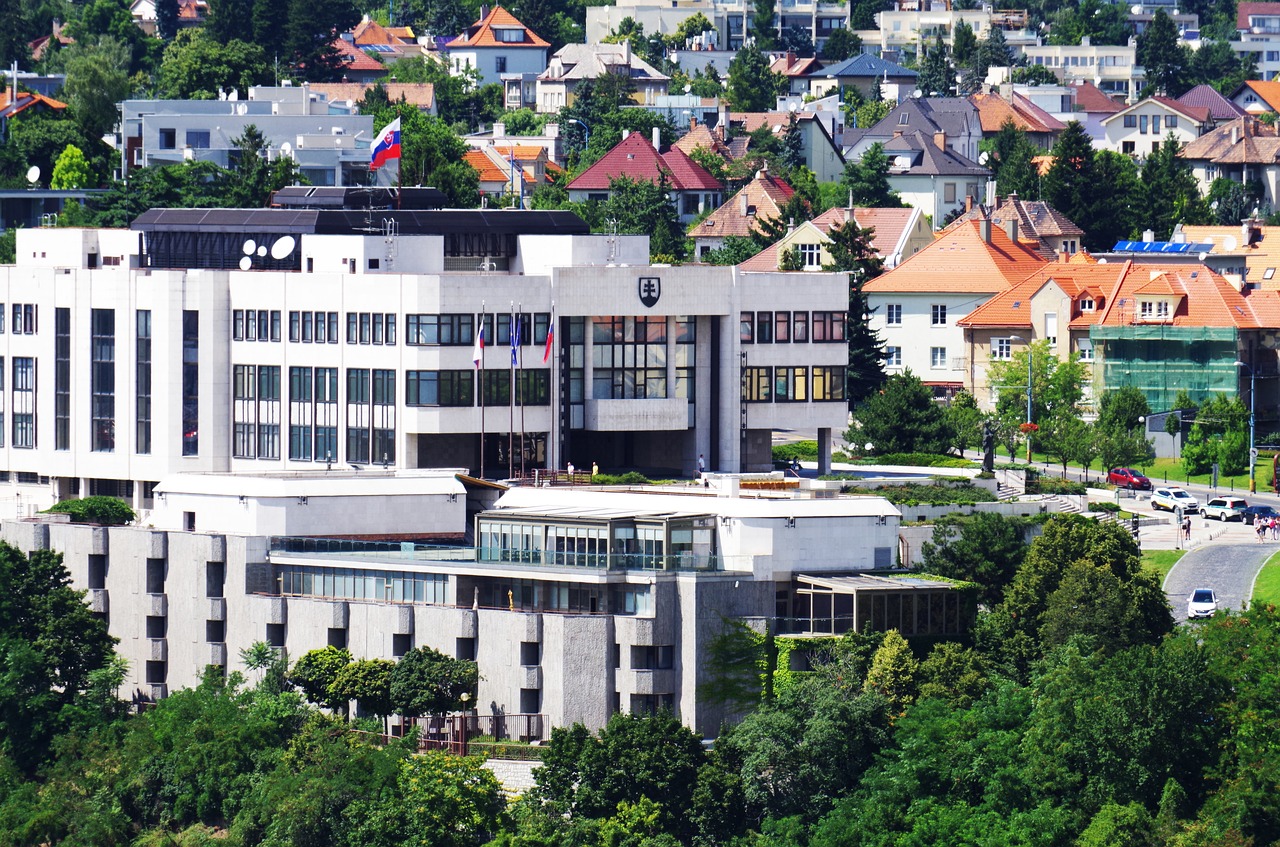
xmin=1108 ymin=467 xmax=1152 ymax=490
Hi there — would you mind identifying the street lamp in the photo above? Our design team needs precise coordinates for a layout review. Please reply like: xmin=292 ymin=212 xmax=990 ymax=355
xmin=565 ymin=118 xmax=589 ymax=152
xmin=1009 ymin=335 xmax=1034 ymax=462
xmin=1235 ymin=360 xmax=1258 ymax=493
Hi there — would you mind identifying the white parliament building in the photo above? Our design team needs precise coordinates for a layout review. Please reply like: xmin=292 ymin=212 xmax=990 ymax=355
xmin=0 ymin=190 xmax=963 ymax=736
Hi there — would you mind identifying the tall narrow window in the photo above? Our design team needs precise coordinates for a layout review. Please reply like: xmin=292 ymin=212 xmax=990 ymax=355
xmin=55 ymin=308 xmax=70 ymax=450
xmin=182 ymin=311 xmax=198 ymax=455
xmin=90 ymin=309 xmax=115 ymax=452
xmin=315 ymin=368 xmax=338 ymax=462
xmin=372 ymin=369 xmax=395 ymax=464
xmin=289 ymin=366 xmax=313 ymax=460
xmin=136 ymin=310 xmax=152 ymax=454
xmin=346 ymin=368 xmax=371 ymax=463
xmin=257 ymin=365 xmax=281 ymax=459
xmin=12 ymin=357 xmax=34 ymax=448
xmin=232 ymin=365 xmax=256 ymax=458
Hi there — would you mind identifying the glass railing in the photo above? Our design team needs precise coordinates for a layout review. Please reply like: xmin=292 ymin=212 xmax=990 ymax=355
xmin=268 ymin=537 xmax=725 ymax=571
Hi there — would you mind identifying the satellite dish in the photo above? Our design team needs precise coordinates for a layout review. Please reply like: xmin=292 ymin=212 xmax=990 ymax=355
xmin=1199 ymin=252 xmax=1208 ymax=261
xmin=1131 ymin=3 xmax=1142 ymax=13
xmin=238 ymin=256 xmax=252 ymax=271
xmin=1099 ymin=258 xmax=1108 ymax=263
xmin=1210 ymin=200 xmax=1219 ymax=210
xmin=1225 ymin=235 xmax=1238 ymax=251
xmin=978 ymin=151 xmax=990 ymax=164
xmin=270 ymin=235 xmax=296 ymax=259
xmin=242 ymin=239 xmax=256 ymax=255
xmin=912 ymin=89 xmax=923 ymax=98
xmin=788 ymin=101 xmax=798 ymax=112
xmin=25 ymin=166 xmax=38 ymax=185
xmin=280 ymin=142 xmax=293 ymax=158
xmin=256 ymin=245 xmax=267 ymax=257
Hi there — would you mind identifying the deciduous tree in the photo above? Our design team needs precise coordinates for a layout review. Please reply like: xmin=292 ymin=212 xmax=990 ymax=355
xmin=854 ymin=369 xmax=954 ymax=455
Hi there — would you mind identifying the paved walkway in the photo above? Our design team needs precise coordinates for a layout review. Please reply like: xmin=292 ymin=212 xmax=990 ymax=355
xmin=1164 ymin=542 xmax=1276 ymax=621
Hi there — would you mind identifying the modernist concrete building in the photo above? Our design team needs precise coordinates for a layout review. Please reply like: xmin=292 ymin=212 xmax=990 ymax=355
xmin=0 ymin=190 xmax=847 ymax=520
xmin=0 ymin=473 xmax=944 ymax=737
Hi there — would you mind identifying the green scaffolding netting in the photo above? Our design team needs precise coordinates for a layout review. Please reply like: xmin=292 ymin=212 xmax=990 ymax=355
xmin=1091 ymin=326 xmax=1239 ymax=411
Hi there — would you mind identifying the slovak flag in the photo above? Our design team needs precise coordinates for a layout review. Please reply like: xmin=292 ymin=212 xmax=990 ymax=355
xmin=371 ymin=117 xmax=402 ymax=170
xmin=542 ymin=317 xmax=555 ymax=363
xmin=472 ymin=320 xmax=485 ymax=368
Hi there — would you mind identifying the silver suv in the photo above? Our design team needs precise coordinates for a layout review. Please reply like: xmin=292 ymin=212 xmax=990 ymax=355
xmin=1203 ymin=497 xmax=1248 ymax=521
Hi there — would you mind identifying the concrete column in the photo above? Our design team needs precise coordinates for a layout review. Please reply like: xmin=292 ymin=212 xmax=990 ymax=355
xmin=817 ymin=427 xmax=831 ymax=477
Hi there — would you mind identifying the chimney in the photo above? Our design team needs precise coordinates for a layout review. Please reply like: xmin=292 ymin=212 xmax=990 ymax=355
xmin=1004 ymin=217 xmax=1018 ymax=244
xmin=622 ymin=129 xmax=630 ymax=140
xmin=652 ymin=127 xmax=661 ymax=149
xmin=493 ymin=121 xmax=505 ymax=138
xmin=785 ymin=51 xmax=796 ymax=67
xmin=933 ymin=130 xmax=946 ymax=150
xmin=893 ymin=129 xmax=904 ymax=138
xmin=622 ymin=39 xmax=631 ymax=64
xmin=479 ymin=4 xmax=489 ymax=21
xmin=965 ymin=195 xmax=973 ymax=213
xmin=1232 ymin=125 xmax=1239 ymax=145
xmin=787 ymin=216 xmax=795 ymax=234
xmin=741 ymin=191 xmax=749 ymax=215
xmin=716 ymin=123 xmax=725 ymax=142
xmin=690 ymin=115 xmax=697 ymax=132
xmin=980 ymin=218 xmax=992 ymax=243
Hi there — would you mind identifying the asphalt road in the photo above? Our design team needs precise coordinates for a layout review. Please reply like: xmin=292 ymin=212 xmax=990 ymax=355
xmin=1164 ymin=542 xmax=1276 ymax=622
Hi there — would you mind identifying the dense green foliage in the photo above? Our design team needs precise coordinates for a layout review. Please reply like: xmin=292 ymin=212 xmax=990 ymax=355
xmin=855 ymin=370 xmax=954 ymax=455
xmin=44 ymin=496 xmax=136 ymax=525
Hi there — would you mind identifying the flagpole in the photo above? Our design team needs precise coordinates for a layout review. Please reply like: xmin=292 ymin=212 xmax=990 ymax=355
xmin=479 ymin=301 xmax=486 ymax=479
xmin=519 ymin=302 xmax=527 ymax=479
xmin=508 ymin=301 xmax=515 ymax=480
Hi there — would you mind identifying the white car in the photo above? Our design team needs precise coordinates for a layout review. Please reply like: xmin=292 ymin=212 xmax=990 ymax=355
xmin=1203 ymin=497 xmax=1248 ymax=521
xmin=1151 ymin=487 xmax=1200 ymax=514
xmin=1187 ymin=588 xmax=1218 ymax=619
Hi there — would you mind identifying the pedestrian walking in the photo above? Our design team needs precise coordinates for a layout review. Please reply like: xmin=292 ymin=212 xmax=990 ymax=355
xmin=697 ymin=454 xmax=706 ymax=477
xmin=1182 ymin=516 xmax=1191 ymax=542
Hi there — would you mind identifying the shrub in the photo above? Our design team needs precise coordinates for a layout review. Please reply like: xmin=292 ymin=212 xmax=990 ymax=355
xmin=773 ymin=441 xmax=819 ymax=462
xmin=1090 ymin=501 xmax=1122 ymax=513
xmin=593 ymin=471 xmax=652 ymax=485
xmin=836 ymin=482 xmax=998 ymax=506
xmin=45 ymin=496 xmax=135 ymax=526
xmin=1027 ymin=476 xmax=1087 ymax=495
xmin=856 ymin=452 xmax=976 ymax=468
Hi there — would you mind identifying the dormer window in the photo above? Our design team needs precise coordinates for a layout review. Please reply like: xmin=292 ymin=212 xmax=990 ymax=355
xmin=1079 ymin=297 xmax=1094 ymax=312
xmin=1139 ymin=299 xmax=1171 ymax=320
xmin=495 ymin=27 xmax=525 ymax=42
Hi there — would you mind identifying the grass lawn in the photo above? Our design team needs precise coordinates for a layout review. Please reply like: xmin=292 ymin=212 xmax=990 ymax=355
xmin=1029 ymin=451 xmax=1274 ymax=492
xmin=1253 ymin=550 xmax=1280 ymax=606
xmin=1143 ymin=549 xmax=1185 ymax=584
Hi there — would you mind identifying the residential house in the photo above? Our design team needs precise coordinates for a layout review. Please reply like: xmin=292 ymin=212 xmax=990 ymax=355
xmin=864 ymin=218 xmax=1047 ymax=398
xmin=738 ymin=206 xmax=932 ymax=271
xmin=1230 ymin=79 xmax=1280 ymax=113
xmin=1021 ymin=42 xmax=1143 ymax=101
xmin=1007 ymin=83 xmax=1078 ymax=125
xmin=118 ymin=86 xmax=374 ymax=185
xmin=1179 ymin=116 xmax=1280 ymax=210
xmin=964 ymin=259 xmax=1280 ymax=415
xmin=856 ymin=4 xmax=1038 ymax=61
xmin=1234 ymin=3 xmax=1280 ymax=82
xmin=0 ymin=88 xmax=66 ymax=140
xmin=880 ymin=129 xmax=991 ymax=227
xmin=131 ymin=0 xmax=207 ymax=33
xmin=464 ymin=147 xmax=533 ymax=199
xmin=28 ymin=21 xmax=74 ymax=62
xmin=532 ymin=42 xmax=669 ymax=114
xmin=809 ymin=54 xmax=918 ymax=104
xmin=673 ymin=117 xmax=740 ymax=161
xmin=946 ymin=194 xmax=1085 ymax=259
xmin=310 ymin=82 xmax=436 ymax=116
xmin=771 ymin=52 xmax=824 ymax=97
xmin=1098 ymin=234 xmax=1251 ymax=282
xmin=729 ymin=111 xmax=846 ymax=182
xmin=970 ymin=91 xmax=1066 ymax=149
xmin=566 ymin=129 xmax=723 ymax=222
xmin=1100 ymin=96 xmax=1212 ymax=157
xmin=446 ymin=6 xmax=549 ymax=84
xmin=329 ymin=37 xmax=388 ymax=84
xmin=1069 ymin=81 xmax=1125 ymax=140
xmin=466 ymin=120 xmax=566 ymax=165
xmin=1178 ymin=219 xmax=1280 ymax=288
xmin=350 ymin=16 xmax=420 ymax=63
xmin=849 ymin=97 xmax=983 ymax=166
xmin=1178 ymin=84 xmax=1247 ymax=127
xmin=689 ymin=168 xmax=794 ymax=258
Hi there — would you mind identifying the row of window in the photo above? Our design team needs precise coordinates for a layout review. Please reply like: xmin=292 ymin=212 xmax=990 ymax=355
xmin=247 ymin=311 xmax=558 ymax=349
xmin=741 ymin=366 xmax=847 ymax=402
xmin=740 ymin=311 xmax=846 ymax=344
xmin=1122 ymin=114 xmax=1180 ymax=132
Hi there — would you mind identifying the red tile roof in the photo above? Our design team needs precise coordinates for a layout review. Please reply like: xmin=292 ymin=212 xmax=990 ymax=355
xmin=1071 ymin=82 xmax=1124 ymax=114
xmin=864 ymin=219 xmax=1046 ymax=294
xmin=449 ymin=5 xmax=548 ymax=49
xmin=331 ymin=37 xmax=386 ymax=72
xmin=0 ymin=90 xmax=67 ymax=117
xmin=689 ymin=170 xmax=794 ymax=239
xmin=1238 ymin=2 xmax=1280 ymax=30
xmin=567 ymin=131 xmax=722 ymax=191
xmin=971 ymin=91 xmax=1066 ymax=134
xmin=737 ymin=207 xmax=920 ymax=271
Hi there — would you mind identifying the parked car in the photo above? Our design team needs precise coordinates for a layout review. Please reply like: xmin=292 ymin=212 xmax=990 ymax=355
xmin=1108 ymin=467 xmax=1152 ymax=490
xmin=1242 ymin=505 xmax=1280 ymax=525
xmin=1151 ymin=486 xmax=1200 ymax=513
xmin=1203 ymin=497 xmax=1249 ymax=521
xmin=1187 ymin=588 xmax=1218 ymax=619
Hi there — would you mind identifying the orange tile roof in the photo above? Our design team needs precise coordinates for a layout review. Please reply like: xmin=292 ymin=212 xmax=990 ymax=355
xmin=673 ymin=123 xmax=731 ymax=159
xmin=971 ymin=91 xmax=1066 ymax=134
xmin=330 ymin=37 xmax=385 ymax=72
xmin=464 ymin=150 xmax=527 ymax=185
xmin=352 ymin=18 xmax=415 ymax=45
xmin=864 ymin=219 xmax=1046 ymax=294
xmin=491 ymin=145 xmax=548 ymax=160
xmin=0 ymin=90 xmax=67 ymax=116
xmin=960 ymin=260 xmax=1280 ymax=330
xmin=1236 ymin=80 xmax=1280 ymax=111
xmin=310 ymin=82 xmax=435 ymax=110
xmin=449 ymin=6 xmax=549 ymax=49
xmin=689 ymin=171 xmax=794 ymax=239
xmin=737 ymin=207 xmax=920 ymax=271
